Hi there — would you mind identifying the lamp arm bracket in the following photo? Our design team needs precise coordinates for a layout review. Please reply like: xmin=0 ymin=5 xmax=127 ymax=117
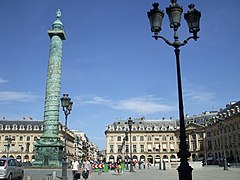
xmin=153 ymin=35 xmax=174 ymax=47
xmin=180 ymin=35 xmax=199 ymax=47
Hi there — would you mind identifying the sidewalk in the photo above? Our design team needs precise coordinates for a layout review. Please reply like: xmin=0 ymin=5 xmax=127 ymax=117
xmin=23 ymin=166 xmax=240 ymax=180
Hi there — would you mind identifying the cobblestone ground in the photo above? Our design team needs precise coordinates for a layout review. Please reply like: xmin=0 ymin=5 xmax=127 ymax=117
xmin=24 ymin=166 xmax=240 ymax=180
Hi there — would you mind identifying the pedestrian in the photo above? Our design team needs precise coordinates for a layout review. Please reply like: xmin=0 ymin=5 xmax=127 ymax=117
xmin=133 ymin=160 xmax=137 ymax=169
xmin=147 ymin=160 xmax=150 ymax=169
xmin=117 ymin=159 xmax=121 ymax=176
xmin=143 ymin=160 xmax=146 ymax=169
xmin=82 ymin=158 xmax=91 ymax=180
xmin=71 ymin=157 xmax=80 ymax=180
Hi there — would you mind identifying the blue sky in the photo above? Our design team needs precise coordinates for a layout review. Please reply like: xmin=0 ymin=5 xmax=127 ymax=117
xmin=0 ymin=0 xmax=239 ymax=150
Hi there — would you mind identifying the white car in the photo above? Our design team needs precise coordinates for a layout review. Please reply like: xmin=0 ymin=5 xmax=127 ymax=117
xmin=0 ymin=158 xmax=24 ymax=180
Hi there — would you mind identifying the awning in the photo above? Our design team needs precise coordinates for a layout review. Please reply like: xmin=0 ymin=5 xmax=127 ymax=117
xmin=198 ymin=157 xmax=204 ymax=161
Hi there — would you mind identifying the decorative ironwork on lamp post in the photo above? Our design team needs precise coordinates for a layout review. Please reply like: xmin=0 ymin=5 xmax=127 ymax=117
xmin=61 ymin=94 xmax=73 ymax=180
xmin=127 ymin=117 xmax=134 ymax=172
xmin=147 ymin=1 xmax=201 ymax=179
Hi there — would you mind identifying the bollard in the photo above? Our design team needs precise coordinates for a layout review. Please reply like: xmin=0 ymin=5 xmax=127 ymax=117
xmin=27 ymin=176 xmax=32 ymax=180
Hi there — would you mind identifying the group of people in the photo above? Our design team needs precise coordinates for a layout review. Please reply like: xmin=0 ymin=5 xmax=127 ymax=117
xmin=71 ymin=157 xmax=92 ymax=180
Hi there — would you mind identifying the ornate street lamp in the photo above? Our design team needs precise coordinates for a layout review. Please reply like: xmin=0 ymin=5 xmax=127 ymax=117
xmin=61 ymin=94 xmax=73 ymax=180
xmin=127 ymin=117 xmax=134 ymax=172
xmin=147 ymin=1 xmax=201 ymax=179
xmin=125 ymin=131 xmax=129 ymax=170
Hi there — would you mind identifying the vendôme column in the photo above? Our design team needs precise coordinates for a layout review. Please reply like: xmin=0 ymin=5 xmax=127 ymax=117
xmin=33 ymin=9 xmax=66 ymax=167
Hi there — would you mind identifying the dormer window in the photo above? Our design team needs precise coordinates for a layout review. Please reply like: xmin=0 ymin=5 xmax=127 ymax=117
xmin=27 ymin=125 xmax=32 ymax=130
xmin=19 ymin=125 xmax=25 ymax=130
xmin=12 ymin=124 xmax=18 ymax=130
xmin=0 ymin=124 xmax=3 ymax=130
xmin=34 ymin=125 xmax=39 ymax=130
xmin=5 ymin=125 xmax=10 ymax=130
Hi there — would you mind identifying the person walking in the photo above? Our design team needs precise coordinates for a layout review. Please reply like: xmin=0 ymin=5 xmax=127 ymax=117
xmin=71 ymin=157 xmax=80 ymax=180
xmin=82 ymin=158 xmax=91 ymax=180
xmin=117 ymin=159 xmax=121 ymax=176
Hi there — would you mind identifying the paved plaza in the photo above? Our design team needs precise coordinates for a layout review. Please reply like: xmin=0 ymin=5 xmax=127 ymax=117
xmin=24 ymin=166 xmax=240 ymax=180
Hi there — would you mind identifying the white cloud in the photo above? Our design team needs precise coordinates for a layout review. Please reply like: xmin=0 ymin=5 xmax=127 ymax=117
xmin=0 ymin=91 xmax=39 ymax=103
xmin=78 ymin=95 xmax=175 ymax=115
xmin=184 ymin=85 xmax=215 ymax=104
xmin=0 ymin=78 xmax=8 ymax=84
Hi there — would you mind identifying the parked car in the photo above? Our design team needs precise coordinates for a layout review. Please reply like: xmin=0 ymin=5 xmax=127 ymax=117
xmin=0 ymin=158 xmax=24 ymax=180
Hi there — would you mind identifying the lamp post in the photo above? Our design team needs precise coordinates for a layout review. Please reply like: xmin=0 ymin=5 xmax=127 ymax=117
xmin=218 ymin=122 xmax=228 ymax=170
xmin=147 ymin=1 xmax=201 ymax=179
xmin=125 ymin=131 xmax=129 ymax=170
xmin=61 ymin=94 xmax=73 ymax=180
xmin=127 ymin=117 xmax=134 ymax=172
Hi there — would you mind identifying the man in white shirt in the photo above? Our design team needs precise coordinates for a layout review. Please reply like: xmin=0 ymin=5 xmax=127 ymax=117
xmin=82 ymin=158 xmax=91 ymax=180
xmin=71 ymin=157 xmax=80 ymax=180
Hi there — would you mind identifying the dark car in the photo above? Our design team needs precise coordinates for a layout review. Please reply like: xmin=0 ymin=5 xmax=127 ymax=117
xmin=0 ymin=158 xmax=24 ymax=180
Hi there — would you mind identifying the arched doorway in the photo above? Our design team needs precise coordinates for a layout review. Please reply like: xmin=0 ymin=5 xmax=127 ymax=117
xmin=117 ymin=155 xmax=122 ymax=161
xmin=16 ymin=155 xmax=21 ymax=162
xmin=155 ymin=155 xmax=160 ymax=163
xmin=133 ymin=155 xmax=138 ymax=161
xmin=170 ymin=155 xmax=177 ymax=162
xmin=109 ymin=155 xmax=115 ymax=163
xmin=163 ymin=155 xmax=169 ymax=162
xmin=139 ymin=155 xmax=145 ymax=162
xmin=24 ymin=155 xmax=29 ymax=162
xmin=147 ymin=155 xmax=153 ymax=164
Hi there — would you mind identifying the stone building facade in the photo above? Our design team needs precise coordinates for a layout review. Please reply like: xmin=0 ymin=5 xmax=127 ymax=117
xmin=205 ymin=101 xmax=240 ymax=164
xmin=0 ymin=118 xmax=98 ymax=163
xmin=105 ymin=106 xmax=239 ymax=166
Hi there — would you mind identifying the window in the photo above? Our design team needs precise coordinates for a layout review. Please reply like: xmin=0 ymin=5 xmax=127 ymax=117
xmin=34 ymin=136 xmax=38 ymax=141
xmin=5 ymin=125 xmax=10 ymax=130
xmin=26 ymin=136 xmax=30 ymax=141
xmin=12 ymin=124 xmax=18 ymax=130
xmin=133 ymin=145 xmax=137 ymax=153
xmin=147 ymin=135 xmax=152 ymax=141
xmin=117 ymin=136 xmax=121 ymax=141
xmin=118 ymin=145 xmax=122 ymax=153
xmin=147 ymin=144 xmax=152 ymax=152
xmin=110 ymin=145 xmax=114 ymax=153
xmin=34 ymin=125 xmax=39 ymax=130
xmin=19 ymin=125 xmax=25 ymax=130
xmin=27 ymin=125 xmax=32 ymax=130
xmin=170 ymin=144 xmax=174 ymax=152
xmin=170 ymin=136 xmax=174 ymax=141
xmin=140 ymin=145 xmax=144 ymax=152
xmin=126 ymin=145 xmax=129 ymax=153
xmin=163 ymin=144 xmax=167 ymax=152
xmin=109 ymin=136 xmax=114 ymax=141
xmin=133 ymin=136 xmax=136 ymax=141
xmin=140 ymin=136 xmax=144 ymax=141
xmin=162 ymin=135 xmax=167 ymax=141
xmin=19 ymin=136 xmax=23 ymax=141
